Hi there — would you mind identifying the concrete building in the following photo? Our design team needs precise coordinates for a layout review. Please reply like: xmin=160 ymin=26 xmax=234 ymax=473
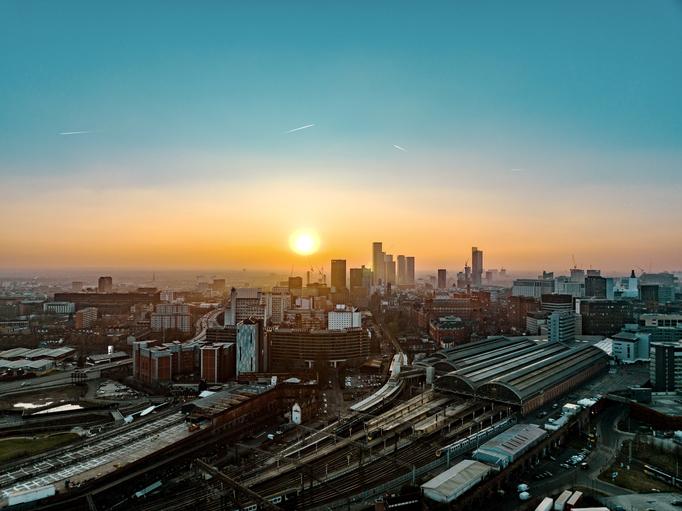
xmin=471 ymin=247 xmax=483 ymax=287
xmin=151 ymin=303 xmax=191 ymax=333
xmin=372 ymin=242 xmax=385 ymax=285
xmin=612 ymin=329 xmax=651 ymax=363
xmin=429 ymin=316 xmax=470 ymax=347
xmin=437 ymin=269 xmax=447 ymax=289
xmin=330 ymin=259 xmax=347 ymax=292
xmin=549 ymin=310 xmax=576 ymax=343
xmin=541 ymin=294 xmax=573 ymax=313
xmin=576 ymin=299 xmax=634 ymax=337
xmin=397 ymin=255 xmax=406 ymax=285
xmin=288 ymin=276 xmax=303 ymax=291
xmin=385 ymin=254 xmax=396 ymax=285
xmin=650 ymin=341 xmax=682 ymax=392
xmin=555 ymin=277 xmax=584 ymax=298
xmin=136 ymin=346 xmax=173 ymax=385
xmin=525 ymin=311 xmax=549 ymax=335
xmin=226 ymin=288 xmax=268 ymax=326
xmin=98 ymin=276 xmax=113 ymax=293
xmin=74 ymin=307 xmax=97 ymax=329
xmin=637 ymin=313 xmax=682 ymax=343
xmin=512 ymin=279 xmax=555 ymax=299
xmin=328 ymin=306 xmax=361 ymax=330
xmin=585 ymin=275 xmax=607 ymax=299
xmin=200 ymin=343 xmax=235 ymax=383
xmin=406 ymin=256 xmax=416 ymax=286
xmin=265 ymin=292 xmax=290 ymax=325
xmin=268 ymin=328 xmax=369 ymax=370
xmin=236 ymin=318 xmax=262 ymax=375
xmin=43 ymin=302 xmax=75 ymax=315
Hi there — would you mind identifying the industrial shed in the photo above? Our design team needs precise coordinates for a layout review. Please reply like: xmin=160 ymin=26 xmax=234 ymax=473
xmin=475 ymin=345 xmax=609 ymax=414
xmin=421 ymin=459 xmax=492 ymax=503
xmin=472 ymin=423 xmax=546 ymax=468
xmin=432 ymin=336 xmax=609 ymax=414
xmin=417 ymin=336 xmax=537 ymax=373
xmin=436 ymin=343 xmax=570 ymax=397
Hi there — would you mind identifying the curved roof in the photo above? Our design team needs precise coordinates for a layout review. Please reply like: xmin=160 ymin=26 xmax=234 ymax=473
xmin=476 ymin=345 xmax=608 ymax=403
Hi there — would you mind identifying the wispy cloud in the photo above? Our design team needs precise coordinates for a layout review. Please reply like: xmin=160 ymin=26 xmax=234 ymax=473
xmin=510 ymin=168 xmax=525 ymax=172
xmin=58 ymin=130 xmax=95 ymax=136
xmin=285 ymin=124 xmax=315 ymax=134
xmin=393 ymin=144 xmax=407 ymax=152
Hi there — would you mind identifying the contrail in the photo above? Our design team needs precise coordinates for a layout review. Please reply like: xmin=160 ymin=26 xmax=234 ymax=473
xmin=393 ymin=144 xmax=407 ymax=152
xmin=59 ymin=130 xmax=94 ymax=136
xmin=285 ymin=124 xmax=315 ymax=133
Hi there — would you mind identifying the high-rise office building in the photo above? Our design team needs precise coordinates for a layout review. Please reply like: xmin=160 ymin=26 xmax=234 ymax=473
xmin=226 ymin=288 xmax=268 ymax=326
xmin=71 ymin=281 xmax=83 ymax=292
xmin=331 ymin=259 xmax=347 ymax=292
xmin=236 ymin=318 xmax=262 ymax=375
xmin=397 ymin=255 xmax=406 ymax=285
xmin=437 ymin=269 xmax=447 ymax=289
xmin=98 ymin=276 xmax=113 ymax=293
xmin=585 ymin=275 xmax=607 ymax=299
xmin=75 ymin=307 xmax=98 ymax=329
xmin=385 ymin=254 xmax=396 ymax=285
xmin=288 ymin=276 xmax=303 ymax=291
xmin=372 ymin=242 xmax=385 ymax=285
xmin=548 ymin=310 xmax=577 ymax=343
xmin=406 ymin=257 xmax=415 ymax=286
xmin=650 ymin=341 xmax=682 ymax=392
xmin=472 ymin=247 xmax=483 ymax=286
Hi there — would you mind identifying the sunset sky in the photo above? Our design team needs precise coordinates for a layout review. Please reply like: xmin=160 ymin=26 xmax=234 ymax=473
xmin=1 ymin=1 xmax=681 ymax=274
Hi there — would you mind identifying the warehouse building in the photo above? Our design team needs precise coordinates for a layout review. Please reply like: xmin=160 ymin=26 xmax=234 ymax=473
xmin=472 ymin=424 xmax=547 ymax=468
xmin=421 ymin=459 xmax=493 ymax=503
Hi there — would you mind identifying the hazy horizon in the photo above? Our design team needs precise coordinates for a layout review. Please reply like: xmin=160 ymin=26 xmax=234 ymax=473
xmin=2 ymin=1 xmax=681 ymax=271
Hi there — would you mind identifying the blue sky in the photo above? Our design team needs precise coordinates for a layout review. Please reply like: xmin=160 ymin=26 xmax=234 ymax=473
xmin=1 ymin=1 xmax=681 ymax=270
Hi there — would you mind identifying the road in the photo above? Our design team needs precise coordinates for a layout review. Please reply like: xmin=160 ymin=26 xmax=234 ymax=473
xmin=530 ymin=404 xmax=635 ymax=498
xmin=0 ymin=359 xmax=132 ymax=396
xmin=189 ymin=307 xmax=224 ymax=342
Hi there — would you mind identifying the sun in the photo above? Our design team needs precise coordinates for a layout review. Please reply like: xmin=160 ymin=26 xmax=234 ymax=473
xmin=289 ymin=229 xmax=320 ymax=256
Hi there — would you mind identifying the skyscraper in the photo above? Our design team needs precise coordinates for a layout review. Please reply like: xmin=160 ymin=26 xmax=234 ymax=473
xmin=331 ymin=259 xmax=347 ymax=292
xmin=385 ymin=254 xmax=396 ymax=285
xmin=397 ymin=255 xmax=406 ymax=285
xmin=471 ymin=247 xmax=483 ymax=287
xmin=372 ymin=242 xmax=385 ymax=285
xmin=437 ymin=269 xmax=447 ymax=289
xmin=406 ymin=256 xmax=415 ymax=286
xmin=98 ymin=276 xmax=113 ymax=293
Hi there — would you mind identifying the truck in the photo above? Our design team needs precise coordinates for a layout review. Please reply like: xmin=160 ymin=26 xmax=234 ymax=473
xmin=535 ymin=497 xmax=554 ymax=511
xmin=554 ymin=490 xmax=572 ymax=511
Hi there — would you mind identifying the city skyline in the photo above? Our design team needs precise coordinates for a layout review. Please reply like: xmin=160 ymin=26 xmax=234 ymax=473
xmin=2 ymin=1 xmax=681 ymax=272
